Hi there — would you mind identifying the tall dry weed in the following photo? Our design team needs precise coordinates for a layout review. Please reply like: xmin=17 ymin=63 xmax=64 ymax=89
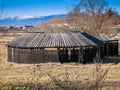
xmin=92 ymin=52 xmax=111 ymax=90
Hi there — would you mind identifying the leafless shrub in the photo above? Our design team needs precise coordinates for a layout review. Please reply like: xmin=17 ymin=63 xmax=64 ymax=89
xmin=47 ymin=52 xmax=111 ymax=90
xmin=65 ymin=0 xmax=120 ymax=35
xmin=47 ymin=67 xmax=83 ymax=90
xmin=92 ymin=52 xmax=111 ymax=90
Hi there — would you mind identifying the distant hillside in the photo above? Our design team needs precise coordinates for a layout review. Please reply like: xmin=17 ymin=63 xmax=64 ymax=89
xmin=0 ymin=14 xmax=66 ymax=26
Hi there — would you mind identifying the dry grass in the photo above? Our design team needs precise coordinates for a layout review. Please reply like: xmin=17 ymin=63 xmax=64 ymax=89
xmin=0 ymin=36 xmax=120 ymax=89
xmin=0 ymin=63 xmax=120 ymax=89
xmin=0 ymin=43 xmax=7 ymax=64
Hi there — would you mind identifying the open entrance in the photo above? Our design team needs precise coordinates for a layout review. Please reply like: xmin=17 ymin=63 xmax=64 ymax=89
xmin=104 ymin=40 xmax=118 ymax=56
xmin=70 ymin=48 xmax=79 ymax=62
xmin=58 ymin=48 xmax=79 ymax=63
xmin=59 ymin=48 xmax=68 ymax=63
xmin=83 ymin=46 xmax=99 ymax=63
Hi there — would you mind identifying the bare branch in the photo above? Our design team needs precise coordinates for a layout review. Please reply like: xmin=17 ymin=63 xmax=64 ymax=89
xmin=65 ymin=0 xmax=120 ymax=35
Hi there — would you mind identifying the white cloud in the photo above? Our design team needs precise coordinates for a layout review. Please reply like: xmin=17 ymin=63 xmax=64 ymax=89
xmin=16 ymin=15 xmax=41 ymax=19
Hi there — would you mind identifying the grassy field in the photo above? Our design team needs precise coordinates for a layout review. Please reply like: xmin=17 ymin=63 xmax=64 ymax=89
xmin=0 ymin=63 xmax=120 ymax=89
xmin=0 ymin=35 xmax=120 ymax=89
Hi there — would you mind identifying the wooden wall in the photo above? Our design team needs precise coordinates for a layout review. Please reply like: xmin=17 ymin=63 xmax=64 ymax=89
xmin=118 ymin=40 xmax=120 ymax=55
xmin=82 ymin=46 xmax=102 ymax=63
xmin=8 ymin=47 xmax=59 ymax=63
xmin=8 ymin=46 xmax=102 ymax=64
xmin=104 ymin=40 xmax=118 ymax=56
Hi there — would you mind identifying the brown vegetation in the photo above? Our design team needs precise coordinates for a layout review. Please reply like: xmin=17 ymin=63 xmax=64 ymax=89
xmin=0 ymin=38 xmax=120 ymax=89
xmin=0 ymin=62 xmax=120 ymax=89
xmin=35 ymin=0 xmax=120 ymax=35
xmin=65 ymin=0 xmax=120 ymax=35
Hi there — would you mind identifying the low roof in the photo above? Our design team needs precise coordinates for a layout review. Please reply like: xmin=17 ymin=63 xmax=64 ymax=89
xmin=8 ymin=32 xmax=103 ymax=48
xmin=81 ymin=32 xmax=103 ymax=45
xmin=96 ymin=35 xmax=119 ymax=41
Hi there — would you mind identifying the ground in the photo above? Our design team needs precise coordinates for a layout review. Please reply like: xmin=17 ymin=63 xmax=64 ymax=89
xmin=0 ymin=33 xmax=120 ymax=89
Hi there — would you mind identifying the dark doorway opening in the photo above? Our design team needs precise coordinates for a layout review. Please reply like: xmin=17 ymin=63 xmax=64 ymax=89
xmin=59 ymin=48 xmax=79 ymax=63
xmin=83 ymin=47 xmax=98 ymax=63
xmin=71 ymin=49 xmax=79 ymax=62
xmin=59 ymin=48 xmax=68 ymax=63
xmin=104 ymin=40 xmax=118 ymax=56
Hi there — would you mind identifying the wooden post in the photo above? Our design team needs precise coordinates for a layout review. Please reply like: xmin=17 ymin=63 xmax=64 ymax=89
xmin=78 ymin=47 xmax=80 ymax=63
xmin=79 ymin=47 xmax=83 ymax=63
xmin=58 ymin=48 xmax=60 ymax=62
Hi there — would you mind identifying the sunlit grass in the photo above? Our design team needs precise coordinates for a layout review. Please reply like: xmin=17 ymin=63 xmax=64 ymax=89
xmin=0 ymin=37 xmax=120 ymax=89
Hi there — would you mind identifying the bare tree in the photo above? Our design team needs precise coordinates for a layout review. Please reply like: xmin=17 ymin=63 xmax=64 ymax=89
xmin=35 ymin=19 xmax=66 ymax=32
xmin=35 ymin=22 xmax=58 ymax=32
xmin=65 ymin=0 xmax=120 ymax=35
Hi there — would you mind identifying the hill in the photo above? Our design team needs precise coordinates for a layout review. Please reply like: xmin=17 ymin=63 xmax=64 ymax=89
xmin=0 ymin=14 xmax=66 ymax=26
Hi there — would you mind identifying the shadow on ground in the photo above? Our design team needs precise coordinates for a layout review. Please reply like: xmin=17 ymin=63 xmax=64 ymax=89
xmin=0 ymin=81 xmax=120 ymax=90
xmin=103 ymin=56 xmax=120 ymax=64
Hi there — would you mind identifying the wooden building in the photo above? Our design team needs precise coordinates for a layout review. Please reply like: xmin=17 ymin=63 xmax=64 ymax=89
xmin=7 ymin=32 xmax=103 ymax=64
xmin=96 ymin=35 xmax=118 ymax=56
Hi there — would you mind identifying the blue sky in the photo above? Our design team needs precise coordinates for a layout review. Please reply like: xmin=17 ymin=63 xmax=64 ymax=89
xmin=0 ymin=0 xmax=120 ymax=19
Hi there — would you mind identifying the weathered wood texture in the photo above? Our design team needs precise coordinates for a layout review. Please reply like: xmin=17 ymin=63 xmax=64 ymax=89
xmin=8 ymin=32 xmax=103 ymax=48
xmin=8 ymin=47 xmax=59 ymax=63
xmin=104 ymin=40 xmax=118 ymax=56
xmin=8 ymin=46 xmax=103 ymax=64
xmin=7 ymin=32 xmax=104 ymax=64
xmin=118 ymin=41 xmax=120 ymax=55
xmin=83 ymin=46 xmax=101 ymax=63
xmin=96 ymin=35 xmax=119 ymax=56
